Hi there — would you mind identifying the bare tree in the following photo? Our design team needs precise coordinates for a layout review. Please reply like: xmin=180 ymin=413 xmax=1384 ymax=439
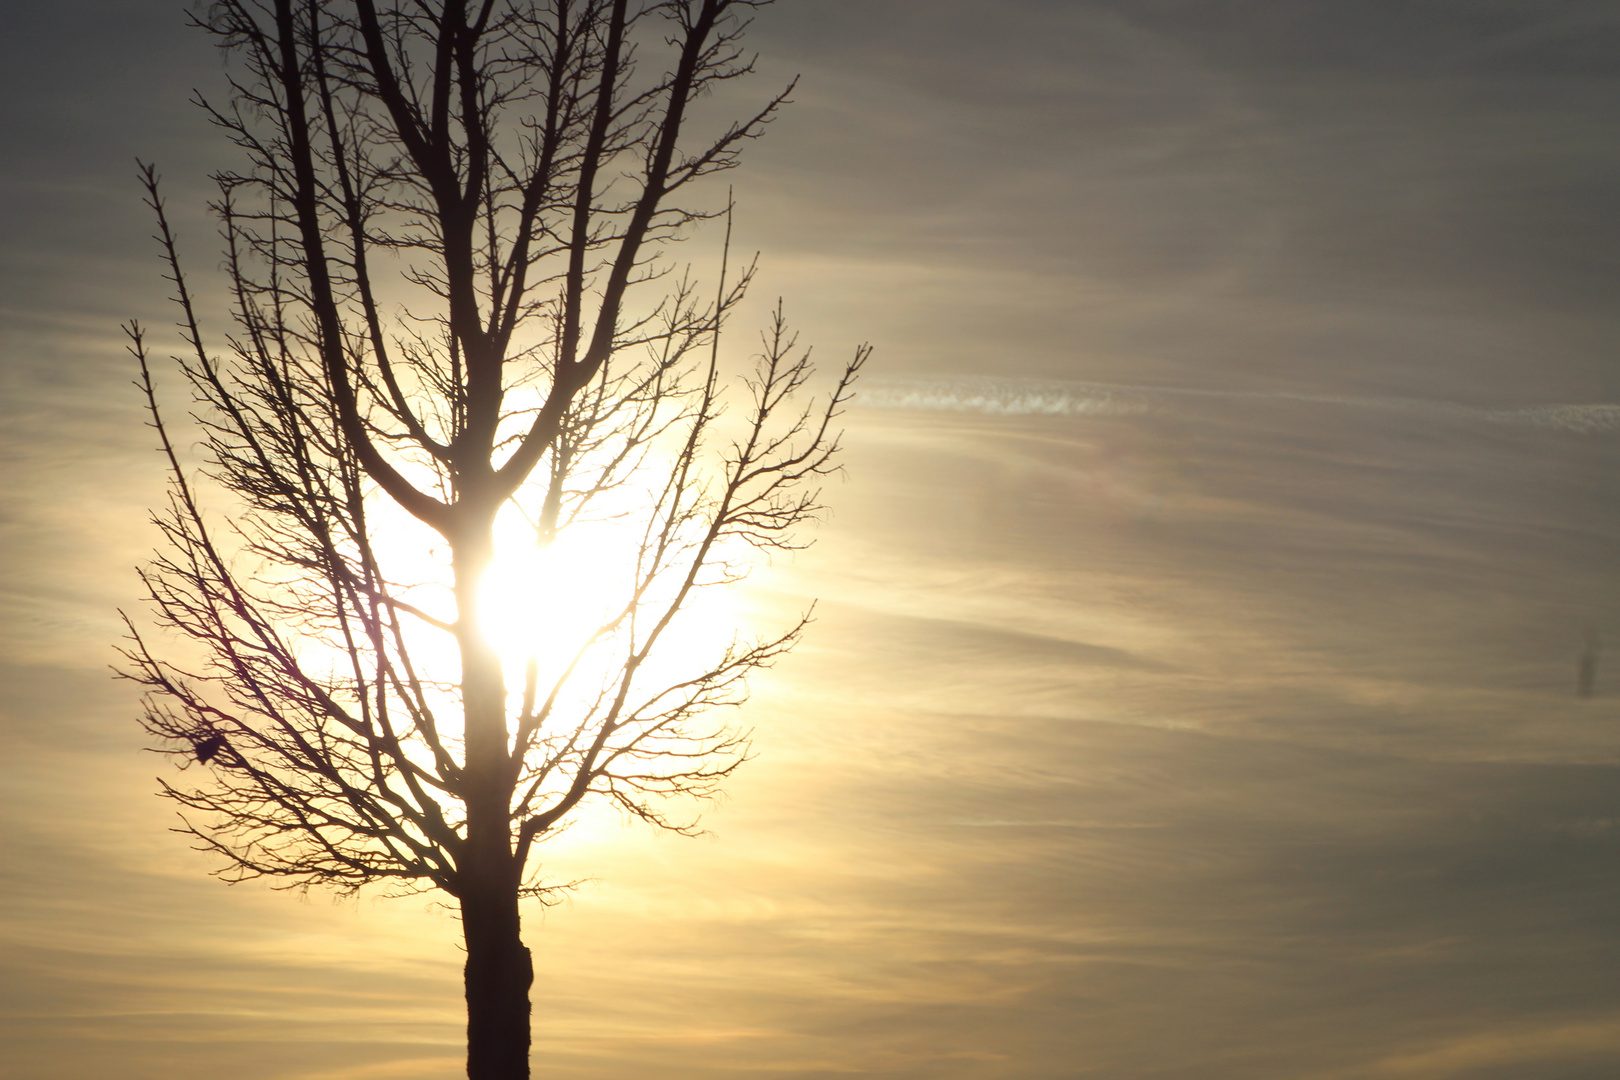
xmin=118 ymin=2 xmax=864 ymax=1077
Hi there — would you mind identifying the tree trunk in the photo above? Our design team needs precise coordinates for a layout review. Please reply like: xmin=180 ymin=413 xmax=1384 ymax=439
xmin=454 ymin=512 xmax=533 ymax=1079
xmin=462 ymin=881 xmax=534 ymax=1080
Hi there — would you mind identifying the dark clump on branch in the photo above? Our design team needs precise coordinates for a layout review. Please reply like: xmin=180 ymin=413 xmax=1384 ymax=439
xmin=116 ymin=3 xmax=864 ymax=1078
xmin=194 ymin=733 xmax=228 ymax=764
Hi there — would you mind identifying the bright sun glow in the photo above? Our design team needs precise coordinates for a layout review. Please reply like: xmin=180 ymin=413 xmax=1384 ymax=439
xmin=336 ymin=471 xmax=746 ymax=739
xmin=479 ymin=511 xmax=626 ymax=679
xmin=478 ymin=503 xmax=741 ymax=711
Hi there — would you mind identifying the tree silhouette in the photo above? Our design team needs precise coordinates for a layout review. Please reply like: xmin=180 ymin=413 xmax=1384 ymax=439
xmin=117 ymin=3 xmax=864 ymax=1077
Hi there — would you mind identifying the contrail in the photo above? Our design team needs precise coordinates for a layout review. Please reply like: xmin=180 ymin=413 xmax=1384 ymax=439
xmin=857 ymin=377 xmax=1149 ymax=419
xmin=858 ymin=375 xmax=1620 ymax=434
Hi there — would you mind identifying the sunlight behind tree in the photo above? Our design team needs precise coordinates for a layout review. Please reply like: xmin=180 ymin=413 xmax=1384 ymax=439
xmin=116 ymin=3 xmax=866 ymax=1078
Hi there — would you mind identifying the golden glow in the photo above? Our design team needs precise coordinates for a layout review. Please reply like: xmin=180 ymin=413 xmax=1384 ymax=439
xmin=477 ymin=502 xmax=740 ymax=710
xmin=479 ymin=510 xmax=624 ymax=683
xmin=321 ymin=466 xmax=747 ymax=752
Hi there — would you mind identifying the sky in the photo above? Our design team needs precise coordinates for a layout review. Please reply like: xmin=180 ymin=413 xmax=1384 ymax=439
xmin=4 ymin=1 xmax=1620 ymax=1078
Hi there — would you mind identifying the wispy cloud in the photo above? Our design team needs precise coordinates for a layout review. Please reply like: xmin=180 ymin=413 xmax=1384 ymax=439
xmin=1307 ymin=1016 xmax=1620 ymax=1079
xmin=954 ymin=820 xmax=1165 ymax=829
xmin=859 ymin=376 xmax=1151 ymax=418
xmin=860 ymin=375 xmax=1620 ymax=434
xmin=298 ymin=1059 xmax=464 ymax=1080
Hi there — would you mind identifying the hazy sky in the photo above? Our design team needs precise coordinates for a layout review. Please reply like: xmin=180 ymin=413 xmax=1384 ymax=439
xmin=5 ymin=2 xmax=1620 ymax=1078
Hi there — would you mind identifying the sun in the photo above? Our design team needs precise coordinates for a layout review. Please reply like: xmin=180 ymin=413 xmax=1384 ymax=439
xmin=327 ymin=474 xmax=744 ymax=735
xmin=476 ymin=500 xmax=739 ymax=706
xmin=477 ymin=507 xmax=631 ymax=684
